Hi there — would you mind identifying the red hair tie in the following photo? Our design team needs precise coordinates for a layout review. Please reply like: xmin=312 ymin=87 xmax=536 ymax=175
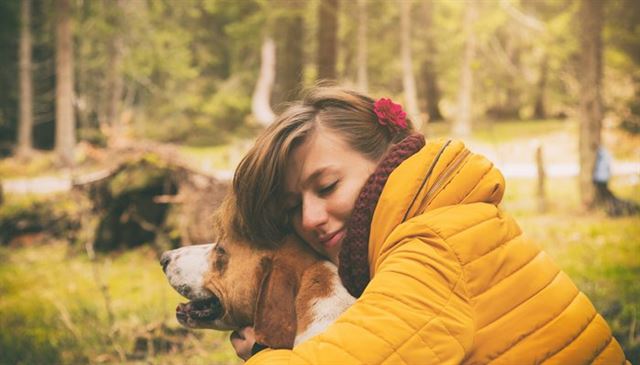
xmin=373 ymin=98 xmax=408 ymax=130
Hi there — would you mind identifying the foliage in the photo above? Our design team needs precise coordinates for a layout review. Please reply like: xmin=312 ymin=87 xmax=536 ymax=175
xmin=1 ymin=0 xmax=639 ymax=148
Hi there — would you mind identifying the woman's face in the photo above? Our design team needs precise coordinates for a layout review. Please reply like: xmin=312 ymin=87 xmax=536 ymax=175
xmin=284 ymin=128 xmax=379 ymax=265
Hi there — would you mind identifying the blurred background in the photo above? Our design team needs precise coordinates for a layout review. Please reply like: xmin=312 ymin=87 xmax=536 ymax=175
xmin=0 ymin=0 xmax=638 ymax=364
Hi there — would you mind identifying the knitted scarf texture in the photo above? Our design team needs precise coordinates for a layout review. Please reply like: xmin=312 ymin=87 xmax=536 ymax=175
xmin=338 ymin=133 xmax=425 ymax=297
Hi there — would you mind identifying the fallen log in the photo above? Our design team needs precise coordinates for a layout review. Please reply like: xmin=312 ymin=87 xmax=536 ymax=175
xmin=73 ymin=143 xmax=228 ymax=251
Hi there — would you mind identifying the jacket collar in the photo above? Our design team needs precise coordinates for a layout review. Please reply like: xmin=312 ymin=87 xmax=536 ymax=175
xmin=339 ymin=137 xmax=506 ymax=297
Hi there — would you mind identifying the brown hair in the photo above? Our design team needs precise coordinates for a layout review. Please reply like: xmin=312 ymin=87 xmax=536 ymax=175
xmin=232 ymin=86 xmax=414 ymax=248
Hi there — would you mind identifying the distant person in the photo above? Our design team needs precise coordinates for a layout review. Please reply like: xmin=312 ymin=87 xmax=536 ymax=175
xmin=230 ymin=86 xmax=629 ymax=364
xmin=593 ymin=145 xmax=639 ymax=216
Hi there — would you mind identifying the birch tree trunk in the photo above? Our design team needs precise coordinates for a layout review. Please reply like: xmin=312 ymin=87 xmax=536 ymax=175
xmin=400 ymin=0 xmax=422 ymax=130
xmin=453 ymin=0 xmax=477 ymax=137
xmin=17 ymin=0 xmax=34 ymax=158
xmin=317 ymin=0 xmax=339 ymax=81
xmin=578 ymin=0 xmax=604 ymax=208
xmin=55 ymin=0 xmax=75 ymax=166
xmin=356 ymin=0 xmax=368 ymax=93
xmin=252 ymin=37 xmax=276 ymax=126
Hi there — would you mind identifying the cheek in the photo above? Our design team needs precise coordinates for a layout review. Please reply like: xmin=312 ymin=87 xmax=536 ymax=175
xmin=335 ymin=186 xmax=360 ymax=220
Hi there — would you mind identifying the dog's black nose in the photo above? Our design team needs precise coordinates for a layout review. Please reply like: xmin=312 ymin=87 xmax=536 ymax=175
xmin=160 ymin=253 xmax=171 ymax=273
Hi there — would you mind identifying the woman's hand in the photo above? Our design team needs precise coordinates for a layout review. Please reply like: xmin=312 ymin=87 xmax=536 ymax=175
xmin=230 ymin=326 xmax=257 ymax=361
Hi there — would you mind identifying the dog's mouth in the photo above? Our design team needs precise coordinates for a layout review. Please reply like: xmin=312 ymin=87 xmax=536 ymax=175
xmin=176 ymin=296 xmax=223 ymax=328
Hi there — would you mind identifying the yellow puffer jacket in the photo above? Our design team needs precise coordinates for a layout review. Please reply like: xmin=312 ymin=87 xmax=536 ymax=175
xmin=249 ymin=139 xmax=628 ymax=364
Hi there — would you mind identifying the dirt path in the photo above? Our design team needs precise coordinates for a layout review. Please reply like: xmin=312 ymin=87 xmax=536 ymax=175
xmin=3 ymin=160 xmax=637 ymax=196
xmin=3 ymin=131 xmax=638 ymax=195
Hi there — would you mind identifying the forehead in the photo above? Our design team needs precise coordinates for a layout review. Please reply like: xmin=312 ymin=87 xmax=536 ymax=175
xmin=284 ymin=130 xmax=355 ymax=193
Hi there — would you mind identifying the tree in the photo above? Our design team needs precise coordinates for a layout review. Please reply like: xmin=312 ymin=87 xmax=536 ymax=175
xmin=453 ymin=0 xmax=477 ymax=137
xmin=17 ymin=0 xmax=33 ymax=158
xmin=55 ymin=0 xmax=75 ymax=165
xmin=419 ymin=0 xmax=443 ymax=122
xmin=252 ymin=37 xmax=276 ymax=126
xmin=578 ymin=0 xmax=604 ymax=208
xmin=317 ymin=0 xmax=339 ymax=81
xmin=356 ymin=0 xmax=368 ymax=93
xmin=273 ymin=1 xmax=305 ymax=106
xmin=533 ymin=54 xmax=548 ymax=119
xmin=103 ymin=0 xmax=126 ymax=147
xmin=400 ymin=0 xmax=422 ymax=129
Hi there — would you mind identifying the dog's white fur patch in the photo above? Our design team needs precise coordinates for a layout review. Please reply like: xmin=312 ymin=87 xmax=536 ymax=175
xmin=163 ymin=243 xmax=214 ymax=300
xmin=294 ymin=261 xmax=356 ymax=346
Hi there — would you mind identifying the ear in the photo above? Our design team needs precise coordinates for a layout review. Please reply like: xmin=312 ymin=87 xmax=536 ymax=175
xmin=253 ymin=257 xmax=297 ymax=349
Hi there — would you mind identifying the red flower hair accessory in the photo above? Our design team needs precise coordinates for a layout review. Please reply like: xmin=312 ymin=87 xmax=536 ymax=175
xmin=373 ymin=98 xmax=408 ymax=130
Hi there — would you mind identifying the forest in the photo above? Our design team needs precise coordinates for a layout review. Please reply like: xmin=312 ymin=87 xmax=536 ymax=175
xmin=0 ymin=0 xmax=639 ymax=364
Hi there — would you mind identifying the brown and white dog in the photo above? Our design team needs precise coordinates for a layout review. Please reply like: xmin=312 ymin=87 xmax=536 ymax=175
xmin=160 ymin=199 xmax=355 ymax=349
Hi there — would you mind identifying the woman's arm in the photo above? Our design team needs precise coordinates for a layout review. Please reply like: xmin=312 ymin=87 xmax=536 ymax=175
xmin=245 ymin=225 xmax=474 ymax=364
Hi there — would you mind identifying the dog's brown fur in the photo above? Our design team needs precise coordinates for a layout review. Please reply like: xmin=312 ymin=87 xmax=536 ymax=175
xmin=181 ymin=195 xmax=338 ymax=348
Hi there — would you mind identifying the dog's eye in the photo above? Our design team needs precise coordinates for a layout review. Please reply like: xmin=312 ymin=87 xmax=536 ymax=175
xmin=215 ymin=245 xmax=226 ymax=256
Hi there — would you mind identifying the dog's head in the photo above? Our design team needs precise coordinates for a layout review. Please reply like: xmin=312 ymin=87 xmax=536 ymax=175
xmin=161 ymin=196 xmax=321 ymax=348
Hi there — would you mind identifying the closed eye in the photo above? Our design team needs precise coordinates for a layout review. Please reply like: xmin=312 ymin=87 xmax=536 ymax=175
xmin=318 ymin=181 xmax=338 ymax=196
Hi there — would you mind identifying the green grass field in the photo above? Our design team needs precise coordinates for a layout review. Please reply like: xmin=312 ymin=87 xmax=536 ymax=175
xmin=0 ymin=243 xmax=241 ymax=365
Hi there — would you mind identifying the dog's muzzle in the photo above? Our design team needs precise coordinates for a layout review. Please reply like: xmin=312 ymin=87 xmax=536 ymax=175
xmin=176 ymin=296 xmax=223 ymax=328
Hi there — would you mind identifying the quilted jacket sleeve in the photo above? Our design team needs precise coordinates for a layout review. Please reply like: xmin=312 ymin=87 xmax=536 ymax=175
xmin=246 ymin=220 xmax=475 ymax=365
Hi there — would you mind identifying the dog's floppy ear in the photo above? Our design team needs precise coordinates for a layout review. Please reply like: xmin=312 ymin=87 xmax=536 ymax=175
xmin=253 ymin=257 xmax=297 ymax=349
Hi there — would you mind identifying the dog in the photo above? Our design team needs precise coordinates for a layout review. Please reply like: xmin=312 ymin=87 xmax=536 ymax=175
xmin=160 ymin=197 xmax=355 ymax=349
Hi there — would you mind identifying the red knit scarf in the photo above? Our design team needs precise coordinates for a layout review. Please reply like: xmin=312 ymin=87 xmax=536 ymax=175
xmin=338 ymin=134 xmax=425 ymax=297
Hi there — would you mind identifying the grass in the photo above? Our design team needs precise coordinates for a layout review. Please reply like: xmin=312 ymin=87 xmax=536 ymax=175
xmin=424 ymin=118 xmax=571 ymax=142
xmin=0 ymin=242 xmax=241 ymax=365
xmin=0 ymin=151 xmax=60 ymax=178
xmin=178 ymin=139 xmax=253 ymax=173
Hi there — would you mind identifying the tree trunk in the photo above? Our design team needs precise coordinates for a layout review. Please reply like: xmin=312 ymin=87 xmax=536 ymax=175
xmin=272 ymin=1 xmax=305 ymax=106
xmin=356 ymin=0 xmax=368 ymax=93
xmin=252 ymin=37 xmax=276 ymax=126
xmin=55 ymin=0 xmax=75 ymax=166
xmin=578 ymin=0 xmax=604 ymax=208
xmin=104 ymin=0 xmax=126 ymax=147
xmin=400 ymin=0 xmax=422 ymax=130
xmin=420 ymin=0 xmax=443 ymax=122
xmin=533 ymin=54 xmax=548 ymax=119
xmin=504 ymin=41 xmax=521 ymax=118
xmin=453 ymin=0 xmax=477 ymax=137
xmin=17 ymin=0 xmax=34 ymax=159
xmin=317 ymin=0 xmax=339 ymax=81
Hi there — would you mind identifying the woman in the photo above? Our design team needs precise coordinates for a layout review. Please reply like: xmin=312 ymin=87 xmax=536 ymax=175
xmin=229 ymin=87 xmax=628 ymax=364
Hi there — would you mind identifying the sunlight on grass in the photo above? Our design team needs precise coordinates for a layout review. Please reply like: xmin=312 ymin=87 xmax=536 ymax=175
xmin=0 ymin=243 xmax=241 ymax=365
xmin=0 ymin=152 xmax=59 ymax=178
xmin=424 ymin=118 xmax=571 ymax=142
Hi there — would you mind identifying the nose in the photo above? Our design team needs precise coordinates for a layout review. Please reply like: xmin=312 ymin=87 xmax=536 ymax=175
xmin=301 ymin=198 xmax=328 ymax=233
xmin=160 ymin=252 xmax=171 ymax=273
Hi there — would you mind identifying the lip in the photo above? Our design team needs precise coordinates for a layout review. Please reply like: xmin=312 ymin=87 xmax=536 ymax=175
xmin=320 ymin=228 xmax=345 ymax=249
